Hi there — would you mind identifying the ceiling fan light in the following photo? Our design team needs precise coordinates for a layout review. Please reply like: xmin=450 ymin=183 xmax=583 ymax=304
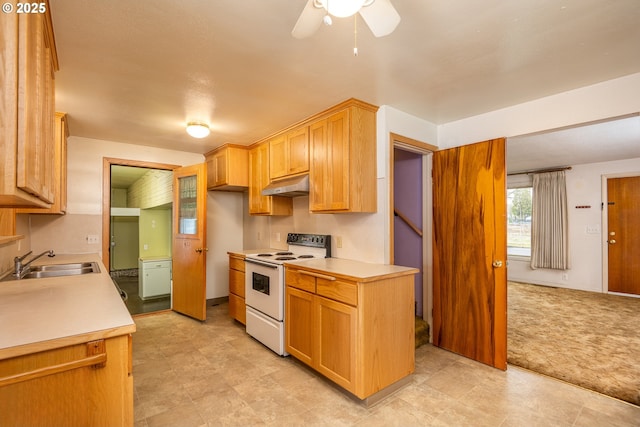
xmin=186 ymin=122 xmax=210 ymax=138
xmin=322 ymin=0 xmax=366 ymax=18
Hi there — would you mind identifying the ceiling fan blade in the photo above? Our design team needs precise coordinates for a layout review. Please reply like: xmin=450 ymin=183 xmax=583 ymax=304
xmin=292 ymin=0 xmax=325 ymax=39
xmin=358 ymin=0 xmax=401 ymax=37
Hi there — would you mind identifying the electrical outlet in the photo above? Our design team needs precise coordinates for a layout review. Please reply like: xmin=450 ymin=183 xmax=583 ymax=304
xmin=336 ymin=236 xmax=343 ymax=248
xmin=87 ymin=235 xmax=99 ymax=244
xmin=275 ymin=232 xmax=281 ymax=242
xmin=562 ymin=273 xmax=569 ymax=281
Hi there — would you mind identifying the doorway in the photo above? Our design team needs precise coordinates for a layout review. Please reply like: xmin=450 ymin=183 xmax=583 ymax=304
xmin=102 ymin=158 xmax=180 ymax=315
xmin=389 ymin=133 xmax=436 ymax=330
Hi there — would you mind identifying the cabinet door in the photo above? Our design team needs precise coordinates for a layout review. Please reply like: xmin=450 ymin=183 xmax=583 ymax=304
xmin=210 ymin=151 xmax=227 ymax=188
xmin=17 ymin=112 xmax=67 ymax=214
xmin=268 ymin=134 xmax=287 ymax=180
xmin=228 ymin=293 xmax=246 ymax=325
xmin=17 ymin=12 xmax=55 ymax=204
xmin=315 ymin=295 xmax=357 ymax=392
xmin=310 ymin=110 xmax=350 ymax=212
xmin=287 ymin=127 xmax=309 ymax=176
xmin=249 ymin=143 xmax=270 ymax=214
xmin=249 ymin=143 xmax=292 ymax=216
xmin=0 ymin=335 xmax=133 ymax=426
xmin=285 ymin=286 xmax=315 ymax=366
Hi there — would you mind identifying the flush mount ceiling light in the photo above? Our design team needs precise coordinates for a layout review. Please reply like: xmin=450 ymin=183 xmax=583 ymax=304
xmin=186 ymin=122 xmax=210 ymax=138
xmin=292 ymin=0 xmax=400 ymax=39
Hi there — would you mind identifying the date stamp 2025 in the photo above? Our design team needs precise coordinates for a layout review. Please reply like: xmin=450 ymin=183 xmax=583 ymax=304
xmin=2 ymin=2 xmax=47 ymax=14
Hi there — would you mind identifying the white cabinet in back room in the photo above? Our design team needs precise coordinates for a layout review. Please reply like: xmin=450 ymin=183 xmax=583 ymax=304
xmin=139 ymin=257 xmax=172 ymax=300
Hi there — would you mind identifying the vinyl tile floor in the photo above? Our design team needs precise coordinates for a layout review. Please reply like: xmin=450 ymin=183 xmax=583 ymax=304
xmin=132 ymin=303 xmax=640 ymax=427
xmin=114 ymin=276 xmax=170 ymax=316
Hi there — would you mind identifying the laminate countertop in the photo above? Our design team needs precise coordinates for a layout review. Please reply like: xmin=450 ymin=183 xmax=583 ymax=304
xmin=0 ymin=253 xmax=135 ymax=361
xmin=284 ymin=258 xmax=419 ymax=283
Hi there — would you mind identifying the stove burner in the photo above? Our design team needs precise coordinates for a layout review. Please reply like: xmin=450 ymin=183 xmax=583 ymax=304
xmin=275 ymin=256 xmax=296 ymax=261
xmin=297 ymin=255 xmax=314 ymax=258
xmin=276 ymin=251 xmax=293 ymax=256
xmin=257 ymin=253 xmax=273 ymax=257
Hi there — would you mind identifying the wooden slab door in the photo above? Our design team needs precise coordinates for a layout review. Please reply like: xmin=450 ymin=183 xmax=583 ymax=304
xmin=432 ymin=138 xmax=507 ymax=370
xmin=172 ymin=163 xmax=207 ymax=321
xmin=607 ymin=175 xmax=640 ymax=295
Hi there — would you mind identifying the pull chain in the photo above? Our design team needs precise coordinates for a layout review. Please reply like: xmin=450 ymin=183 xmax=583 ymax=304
xmin=353 ymin=15 xmax=358 ymax=56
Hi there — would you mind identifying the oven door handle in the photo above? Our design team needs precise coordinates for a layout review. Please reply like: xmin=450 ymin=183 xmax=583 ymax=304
xmin=245 ymin=258 xmax=280 ymax=269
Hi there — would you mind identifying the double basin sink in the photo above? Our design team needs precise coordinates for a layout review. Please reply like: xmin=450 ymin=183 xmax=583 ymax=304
xmin=3 ymin=262 xmax=100 ymax=281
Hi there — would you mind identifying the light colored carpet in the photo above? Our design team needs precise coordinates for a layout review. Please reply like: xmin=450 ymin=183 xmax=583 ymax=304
xmin=507 ymin=281 xmax=640 ymax=405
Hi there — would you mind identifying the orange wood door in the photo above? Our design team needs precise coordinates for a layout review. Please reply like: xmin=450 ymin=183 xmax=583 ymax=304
xmin=172 ymin=163 xmax=207 ymax=321
xmin=432 ymin=138 xmax=507 ymax=370
xmin=607 ymin=176 xmax=640 ymax=295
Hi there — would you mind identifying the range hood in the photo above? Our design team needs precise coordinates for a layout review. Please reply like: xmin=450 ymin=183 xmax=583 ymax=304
xmin=261 ymin=174 xmax=309 ymax=197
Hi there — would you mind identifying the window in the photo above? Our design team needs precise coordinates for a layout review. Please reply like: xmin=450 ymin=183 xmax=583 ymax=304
xmin=507 ymin=187 xmax=532 ymax=257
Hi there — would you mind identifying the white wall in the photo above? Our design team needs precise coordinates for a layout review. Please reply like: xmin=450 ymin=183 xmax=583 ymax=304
xmin=439 ymin=73 xmax=640 ymax=148
xmin=206 ymin=191 xmax=244 ymax=299
xmin=509 ymin=157 xmax=640 ymax=292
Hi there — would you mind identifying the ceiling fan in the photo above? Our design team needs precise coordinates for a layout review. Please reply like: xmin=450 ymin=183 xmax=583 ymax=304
xmin=292 ymin=0 xmax=401 ymax=39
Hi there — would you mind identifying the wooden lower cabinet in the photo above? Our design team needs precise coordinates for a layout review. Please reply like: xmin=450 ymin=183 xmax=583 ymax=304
xmin=285 ymin=266 xmax=415 ymax=400
xmin=316 ymin=295 xmax=357 ymax=391
xmin=228 ymin=254 xmax=246 ymax=324
xmin=0 ymin=334 xmax=133 ymax=427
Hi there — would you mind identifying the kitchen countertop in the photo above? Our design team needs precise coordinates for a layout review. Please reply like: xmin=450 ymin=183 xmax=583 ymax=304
xmin=0 ymin=253 xmax=135 ymax=361
xmin=284 ymin=258 xmax=419 ymax=282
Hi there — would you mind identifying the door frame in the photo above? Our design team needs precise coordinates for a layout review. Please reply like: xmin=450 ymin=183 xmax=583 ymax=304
xmin=601 ymin=171 xmax=640 ymax=296
xmin=389 ymin=133 xmax=437 ymax=328
xmin=101 ymin=158 xmax=180 ymax=272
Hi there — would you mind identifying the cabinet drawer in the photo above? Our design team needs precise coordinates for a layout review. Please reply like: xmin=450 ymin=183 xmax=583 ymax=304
xmin=229 ymin=256 xmax=245 ymax=272
xmin=229 ymin=269 xmax=245 ymax=297
xmin=286 ymin=269 xmax=316 ymax=293
xmin=317 ymin=279 xmax=357 ymax=307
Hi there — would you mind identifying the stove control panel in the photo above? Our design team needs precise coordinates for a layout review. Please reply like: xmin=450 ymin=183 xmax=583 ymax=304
xmin=286 ymin=233 xmax=331 ymax=253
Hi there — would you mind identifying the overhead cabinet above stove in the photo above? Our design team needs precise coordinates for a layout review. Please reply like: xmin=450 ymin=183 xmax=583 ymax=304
xmin=247 ymin=98 xmax=378 ymax=216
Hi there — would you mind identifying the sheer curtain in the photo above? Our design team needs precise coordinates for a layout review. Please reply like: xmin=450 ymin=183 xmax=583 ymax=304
xmin=530 ymin=171 xmax=570 ymax=270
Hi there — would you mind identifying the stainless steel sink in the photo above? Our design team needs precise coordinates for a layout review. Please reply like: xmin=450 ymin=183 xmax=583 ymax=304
xmin=30 ymin=262 xmax=98 ymax=272
xmin=18 ymin=262 xmax=100 ymax=279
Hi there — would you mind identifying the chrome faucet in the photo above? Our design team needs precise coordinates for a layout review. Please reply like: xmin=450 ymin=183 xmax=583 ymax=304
xmin=14 ymin=250 xmax=55 ymax=279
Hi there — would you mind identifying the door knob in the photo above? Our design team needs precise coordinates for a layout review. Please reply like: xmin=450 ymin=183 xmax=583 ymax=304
xmin=608 ymin=239 xmax=616 ymax=245
xmin=492 ymin=260 xmax=503 ymax=268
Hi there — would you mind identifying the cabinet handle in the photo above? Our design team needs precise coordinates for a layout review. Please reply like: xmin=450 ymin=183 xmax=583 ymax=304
xmin=298 ymin=270 xmax=336 ymax=281
xmin=0 ymin=340 xmax=107 ymax=388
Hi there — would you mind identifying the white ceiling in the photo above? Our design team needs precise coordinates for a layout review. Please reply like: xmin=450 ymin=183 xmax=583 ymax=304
xmin=50 ymin=0 xmax=640 ymax=170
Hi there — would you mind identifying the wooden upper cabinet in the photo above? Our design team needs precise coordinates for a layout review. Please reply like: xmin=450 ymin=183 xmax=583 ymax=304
xmin=269 ymin=126 xmax=309 ymax=180
xmin=248 ymin=142 xmax=292 ymax=216
xmin=0 ymin=4 xmax=59 ymax=208
xmin=17 ymin=112 xmax=68 ymax=215
xmin=310 ymin=102 xmax=377 ymax=213
xmin=205 ymin=144 xmax=249 ymax=191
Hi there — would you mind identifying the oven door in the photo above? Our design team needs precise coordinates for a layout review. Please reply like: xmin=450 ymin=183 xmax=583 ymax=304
xmin=244 ymin=258 xmax=284 ymax=321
